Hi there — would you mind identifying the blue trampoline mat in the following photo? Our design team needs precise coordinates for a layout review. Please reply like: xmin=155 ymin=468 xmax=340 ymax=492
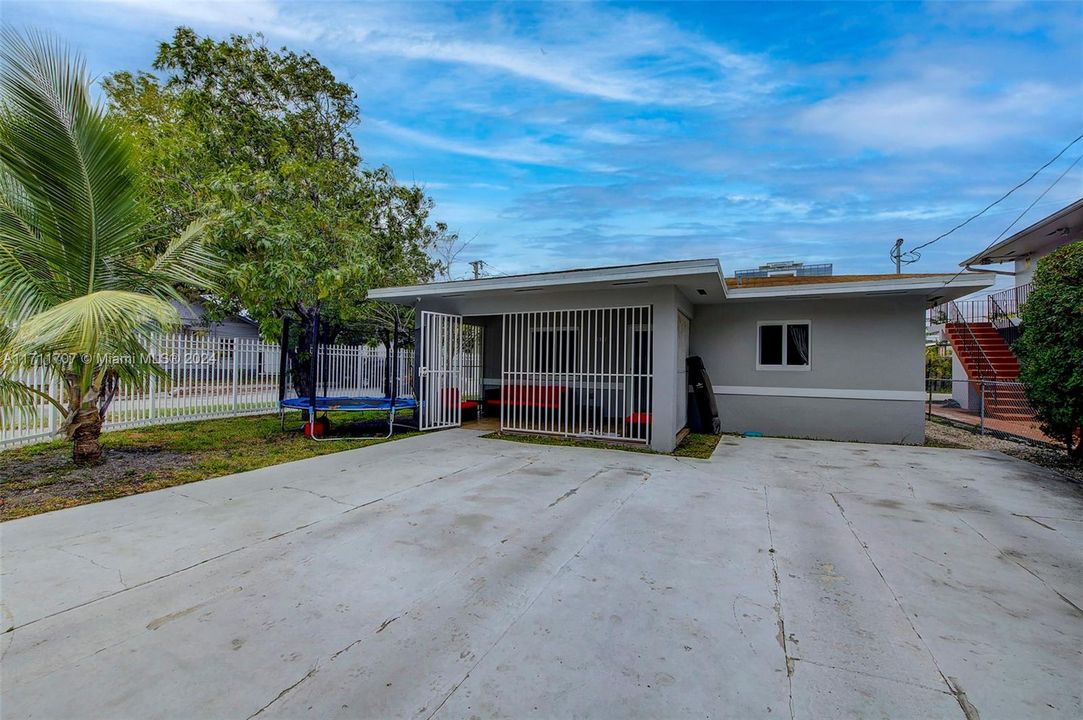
xmin=280 ymin=396 xmax=417 ymax=412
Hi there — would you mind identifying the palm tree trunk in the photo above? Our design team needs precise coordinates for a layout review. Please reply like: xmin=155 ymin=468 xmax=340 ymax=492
xmin=70 ymin=407 xmax=104 ymax=465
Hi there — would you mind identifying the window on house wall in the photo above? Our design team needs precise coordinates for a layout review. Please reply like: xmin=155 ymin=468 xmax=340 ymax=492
xmin=757 ymin=321 xmax=810 ymax=370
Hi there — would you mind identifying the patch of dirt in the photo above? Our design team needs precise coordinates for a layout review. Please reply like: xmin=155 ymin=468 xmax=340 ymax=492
xmin=0 ymin=447 xmax=196 ymax=517
xmin=925 ymin=420 xmax=1083 ymax=487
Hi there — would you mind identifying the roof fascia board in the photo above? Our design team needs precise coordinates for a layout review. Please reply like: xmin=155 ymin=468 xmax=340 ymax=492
xmin=368 ymin=259 xmax=725 ymax=300
xmin=725 ymin=274 xmax=994 ymax=299
xmin=958 ymin=197 xmax=1083 ymax=267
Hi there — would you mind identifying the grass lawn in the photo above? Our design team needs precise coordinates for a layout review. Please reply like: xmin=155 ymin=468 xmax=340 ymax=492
xmin=0 ymin=411 xmax=419 ymax=521
xmin=482 ymin=430 xmax=723 ymax=459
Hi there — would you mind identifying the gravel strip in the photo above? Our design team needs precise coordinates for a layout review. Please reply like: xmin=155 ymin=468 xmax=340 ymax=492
xmin=926 ymin=419 xmax=1082 ymax=486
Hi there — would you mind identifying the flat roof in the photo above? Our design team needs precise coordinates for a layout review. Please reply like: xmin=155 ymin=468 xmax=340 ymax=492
xmin=368 ymin=259 xmax=728 ymax=304
xmin=724 ymin=272 xmax=994 ymax=304
xmin=960 ymin=197 xmax=1083 ymax=267
xmin=368 ymin=259 xmax=994 ymax=306
xmin=726 ymin=273 xmax=947 ymax=288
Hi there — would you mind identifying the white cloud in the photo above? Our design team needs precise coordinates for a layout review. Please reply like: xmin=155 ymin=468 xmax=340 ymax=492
xmin=580 ymin=126 xmax=640 ymax=145
xmin=797 ymin=71 xmax=1062 ymax=151
xmin=341 ymin=4 xmax=775 ymax=107
xmin=365 ymin=118 xmax=571 ymax=167
xmin=97 ymin=0 xmax=320 ymax=41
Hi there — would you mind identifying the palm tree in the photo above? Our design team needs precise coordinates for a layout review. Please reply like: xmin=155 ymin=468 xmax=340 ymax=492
xmin=0 ymin=29 xmax=220 ymax=464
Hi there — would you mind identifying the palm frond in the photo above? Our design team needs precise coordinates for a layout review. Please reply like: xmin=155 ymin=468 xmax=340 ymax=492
xmin=0 ymin=27 xmax=145 ymax=300
xmin=11 ymin=290 xmax=179 ymax=356
xmin=0 ymin=323 xmax=64 ymax=413
xmin=144 ymin=218 xmax=223 ymax=294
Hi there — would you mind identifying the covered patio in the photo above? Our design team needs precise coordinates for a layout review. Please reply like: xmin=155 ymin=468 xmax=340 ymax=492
xmin=446 ymin=306 xmax=657 ymax=445
xmin=383 ymin=260 xmax=721 ymax=451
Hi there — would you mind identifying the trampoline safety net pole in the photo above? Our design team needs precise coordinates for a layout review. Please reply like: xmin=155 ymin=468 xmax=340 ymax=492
xmin=277 ymin=316 xmax=290 ymax=405
xmin=309 ymin=311 xmax=319 ymax=435
xmin=389 ymin=314 xmax=399 ymax=434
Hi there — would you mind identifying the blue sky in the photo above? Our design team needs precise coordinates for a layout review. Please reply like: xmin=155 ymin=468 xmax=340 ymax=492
xmin=6 ymin=0 xmax=1083 ymax=279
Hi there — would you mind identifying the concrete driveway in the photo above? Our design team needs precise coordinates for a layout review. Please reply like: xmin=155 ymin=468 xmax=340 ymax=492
xmin=2 ymin=430 xmax=1080 ymax=719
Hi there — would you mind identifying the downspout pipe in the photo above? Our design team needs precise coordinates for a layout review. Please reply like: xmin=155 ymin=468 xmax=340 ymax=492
xmin=962 ymin=264 xmax=1017 ymax=277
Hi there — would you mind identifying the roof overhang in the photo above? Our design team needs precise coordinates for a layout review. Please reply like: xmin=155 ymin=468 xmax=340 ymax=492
xmin=960 ymin=197 xmax=1083 ymax=267
xmin=368 ymin=259 xmax=727 ymax=305
xmin=724 ymin=273 xmax=995 ymax=305
xmin=369 ymin=259 xmax=994 ymax=308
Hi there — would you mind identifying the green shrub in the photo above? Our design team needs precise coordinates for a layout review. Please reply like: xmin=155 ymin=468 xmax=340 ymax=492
xmin=1015 ymin=241 xmax=1083 ymax=457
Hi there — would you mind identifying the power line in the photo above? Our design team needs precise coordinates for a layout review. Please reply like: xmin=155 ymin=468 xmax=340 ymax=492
xmin=904 ymin=131 xmax=1083 ymax=259
xmin=986 ymin=152 xmax=1083 ymax=249
xmin=939 ymin=150 xmax=1083 ymax=288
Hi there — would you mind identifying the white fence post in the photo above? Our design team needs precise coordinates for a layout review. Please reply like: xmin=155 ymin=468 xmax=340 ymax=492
xmin=149 ymin=374 xmax=157 ymax=422
xmin=231 ymin=337 xmax=239 ymax=413
xmin=361 ymin=346 xmax=370 ymax=396
xmin=48 ymin=372 xmax=58 ymax=436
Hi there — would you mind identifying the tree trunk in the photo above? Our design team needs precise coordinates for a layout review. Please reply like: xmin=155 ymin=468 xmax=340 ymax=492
xmin=71 ymin=407 xmax=104 ymax=465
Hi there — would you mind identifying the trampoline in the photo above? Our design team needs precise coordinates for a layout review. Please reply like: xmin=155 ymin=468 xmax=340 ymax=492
xmin=277 ymin=311 xmax=416 ymax=441
xmin=279 ymin=396 xmax=417 ymax=413
xmin=279 ymin=396 xmax=416 ymax=440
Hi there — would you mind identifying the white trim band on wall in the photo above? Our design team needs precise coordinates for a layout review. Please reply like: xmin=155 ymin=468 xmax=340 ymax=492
xmin=712 ymin=385 xmax=925 ymax=402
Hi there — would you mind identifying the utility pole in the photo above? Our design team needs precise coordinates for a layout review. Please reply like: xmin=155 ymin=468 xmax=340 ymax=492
xmin=891 ymin=238 xmax=904 ymax=274
xmin=469 ymin=260 xmax=485 ymax=280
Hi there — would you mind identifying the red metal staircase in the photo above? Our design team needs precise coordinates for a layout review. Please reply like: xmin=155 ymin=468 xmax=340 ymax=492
xmin=943 ymin=302 xmax=1032 ymax=420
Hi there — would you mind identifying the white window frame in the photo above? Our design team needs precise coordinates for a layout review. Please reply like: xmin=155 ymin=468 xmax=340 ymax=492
xmin=756 ymin=320 xmax=811 ymax=371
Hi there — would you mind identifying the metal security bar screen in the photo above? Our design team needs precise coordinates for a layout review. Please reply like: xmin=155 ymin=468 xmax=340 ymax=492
xmin=418 ymin=311 xmax=463 ymax=430
xmin=500 ymin=306 xmax=653 ymax=444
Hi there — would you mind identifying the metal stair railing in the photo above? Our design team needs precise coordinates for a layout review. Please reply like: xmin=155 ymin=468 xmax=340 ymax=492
xmin=988 ymin=282 xmax=1031 ymax=319
xmin=947 ymin=299 xmax=1000 ymax=412
xmin=987 ymin=292 xmax=1024 ymax=348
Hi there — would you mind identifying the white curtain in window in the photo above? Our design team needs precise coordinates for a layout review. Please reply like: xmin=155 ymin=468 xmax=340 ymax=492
xmin=788 ymin=324 xmax=809 ymax=364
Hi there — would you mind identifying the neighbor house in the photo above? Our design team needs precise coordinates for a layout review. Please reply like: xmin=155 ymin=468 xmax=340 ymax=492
xmin=942 ymin=198 xmax=1081 ymax=414
xmin=370 ymin=260 xmax=993 ymax=451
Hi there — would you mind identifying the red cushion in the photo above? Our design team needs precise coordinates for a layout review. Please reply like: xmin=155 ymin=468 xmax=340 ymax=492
xmin=502 ymin=385 xmax=566 ymax=408
xmin=626 ymin=412 xmax=653 ymax=425
xmin=441 ymin=388 xmax=479 ymax=410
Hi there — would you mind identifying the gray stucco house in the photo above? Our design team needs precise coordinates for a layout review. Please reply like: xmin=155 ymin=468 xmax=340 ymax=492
xmin=370 ymin=259 xmax=993 ymax=452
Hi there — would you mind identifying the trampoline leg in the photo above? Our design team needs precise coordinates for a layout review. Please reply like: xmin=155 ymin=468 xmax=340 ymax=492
xmin=385 ymin=408 xmax=395 ymax=439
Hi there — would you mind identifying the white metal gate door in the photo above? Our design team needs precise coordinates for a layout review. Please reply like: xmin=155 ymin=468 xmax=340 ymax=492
xmin=676 ymin=312 xmax=690 ymax=430
xmin=418 ymin=310 xmax=463 ymax=430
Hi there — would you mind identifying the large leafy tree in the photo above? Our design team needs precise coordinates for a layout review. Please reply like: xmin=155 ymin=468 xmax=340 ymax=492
xmin=0 ymin=30 xmax=220 ymax=464
xmin=104 ymin=28 xmax=444 ymax=396
xmin=1015 ymin=240 xmax=1083 ymax=457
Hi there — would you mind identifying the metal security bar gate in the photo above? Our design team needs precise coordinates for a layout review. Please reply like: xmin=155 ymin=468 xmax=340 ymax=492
xmin=500 ymin=306 xmax=653 ymax=444
xmin=418 ymin=310 xmax=463 ymax=430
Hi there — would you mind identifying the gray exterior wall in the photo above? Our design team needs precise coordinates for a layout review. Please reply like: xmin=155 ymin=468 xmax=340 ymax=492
xmin=951 ymin=355 xmax=982 ymax=411
xmin=416 ymin=286 xmax=683 ymax=451
xmin=689 ymin=296 xmax=927 ymax=444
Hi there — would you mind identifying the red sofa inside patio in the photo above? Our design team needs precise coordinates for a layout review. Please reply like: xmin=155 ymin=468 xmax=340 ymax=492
xmin=440 ymin=388 xmax=480 ymax=417
xmin=485 ymin=385 xmax=567 ymax=412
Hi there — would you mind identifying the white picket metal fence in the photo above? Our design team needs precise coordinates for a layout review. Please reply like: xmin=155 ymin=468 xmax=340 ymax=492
xmin=0 ymin=334 xmax=415 ymax=450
